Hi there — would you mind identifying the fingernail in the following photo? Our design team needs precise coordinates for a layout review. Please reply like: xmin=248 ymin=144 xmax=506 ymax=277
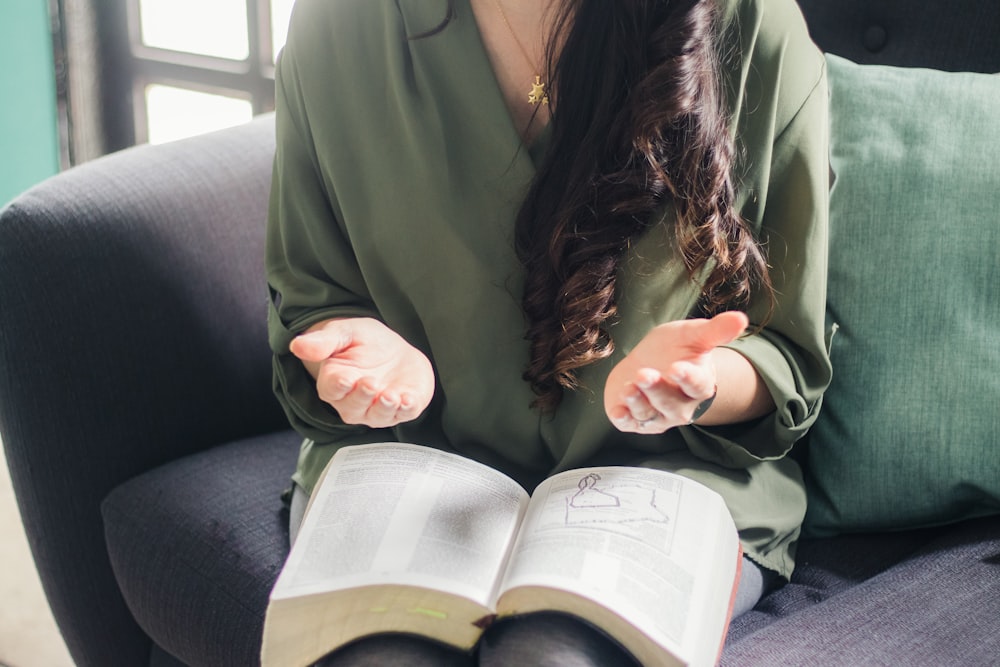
xmin=636 ymin=369 xmax=659 ymax=389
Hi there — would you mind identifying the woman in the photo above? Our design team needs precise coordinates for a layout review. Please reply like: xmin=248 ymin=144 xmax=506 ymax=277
xmin=266 ymin=0 xmax=831 ymax=663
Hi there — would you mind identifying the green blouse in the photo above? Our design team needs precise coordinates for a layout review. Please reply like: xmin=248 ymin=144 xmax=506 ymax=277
xmin=266 ymin=0 xmax=832 ymax=579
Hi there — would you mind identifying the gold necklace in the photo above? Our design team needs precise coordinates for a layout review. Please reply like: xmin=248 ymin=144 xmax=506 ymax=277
xmin=492 ymin=0 xmax=549 ymax=105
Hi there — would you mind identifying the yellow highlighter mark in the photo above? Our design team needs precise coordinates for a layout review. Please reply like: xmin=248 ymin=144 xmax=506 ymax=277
xmin=369 ymin=607 xmax=389 ymax=613
xmin=408 ymin=607 xmax=448 ymax=620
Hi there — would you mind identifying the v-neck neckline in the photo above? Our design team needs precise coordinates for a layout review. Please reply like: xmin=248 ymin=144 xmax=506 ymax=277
xmin=455 ymin=0 xmax=553 ymax=160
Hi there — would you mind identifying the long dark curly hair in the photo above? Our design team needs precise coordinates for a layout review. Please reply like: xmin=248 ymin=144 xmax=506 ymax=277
xmin=419 ymin=0 xmax=773 ymax=412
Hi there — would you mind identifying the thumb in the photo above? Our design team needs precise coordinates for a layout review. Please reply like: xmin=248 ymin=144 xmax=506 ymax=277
xmin=689 ymin=311 xmax=749 ymax=353
xmin=288 ymin=325 xmax=353 ymax=363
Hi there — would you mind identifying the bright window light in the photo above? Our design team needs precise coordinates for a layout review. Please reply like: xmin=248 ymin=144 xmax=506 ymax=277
xmin=145 ymin=84 xmax=253 ymax=145
xmin=139 ymin=0 xmax=249 ymax=60
xmin=271 ymin=0 xmax=296 ymax=62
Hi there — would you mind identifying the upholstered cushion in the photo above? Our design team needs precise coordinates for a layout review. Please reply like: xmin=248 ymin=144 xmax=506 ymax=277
xmin=803 ymin=54 xmax=1000 ymax=536
xmin=0 ymin=115 xmax=284 ymax=666
xmin=722 ymin=515 xmax=1000 ymax=665
xmin=102 ymin=430 xmax=300 ymax=667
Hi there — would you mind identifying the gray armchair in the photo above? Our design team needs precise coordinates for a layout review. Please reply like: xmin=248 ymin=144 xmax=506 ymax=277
xmin=0 ymin=115 xmax=298 ymax=666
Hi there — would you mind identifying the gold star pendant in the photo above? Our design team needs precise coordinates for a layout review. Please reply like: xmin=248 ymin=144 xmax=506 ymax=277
xmin=528 ymin=75 xmax=549 ymax=106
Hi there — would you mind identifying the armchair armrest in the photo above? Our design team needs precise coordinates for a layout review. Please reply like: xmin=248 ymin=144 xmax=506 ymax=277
xmin=0 ymin=114 xmax=287 ymax=666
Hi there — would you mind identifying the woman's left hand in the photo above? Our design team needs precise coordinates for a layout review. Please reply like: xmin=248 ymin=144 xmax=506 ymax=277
xmin=604 ymin=311 xmax=749 ymax=434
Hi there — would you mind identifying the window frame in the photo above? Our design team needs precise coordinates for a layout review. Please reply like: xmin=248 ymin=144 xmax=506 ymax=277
xmin=52 ymin=0 xmax=288 ymax=163
xmin=126 ymin=0 xmax=279 ymax=145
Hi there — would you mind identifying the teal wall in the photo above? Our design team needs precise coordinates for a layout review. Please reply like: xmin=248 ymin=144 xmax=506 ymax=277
xmin=0 ymin=0 xmax=60 ymax=207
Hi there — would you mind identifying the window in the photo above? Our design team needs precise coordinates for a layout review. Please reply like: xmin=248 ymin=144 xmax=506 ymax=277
xmin=130 ymin=0 xmax=295 ymax=144
xmin=51 ymin=0 xmax=296 ymax=163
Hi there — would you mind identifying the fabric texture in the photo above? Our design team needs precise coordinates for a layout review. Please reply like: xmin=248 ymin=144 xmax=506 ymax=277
xmin=102 ymin=431 xmax=301 ymax=667
xmin=310 ymin=613 xmax=641 ymax=667
xmin=795 ymin=0 xmax=1000 ymax=73
xmin=267 ymin=0 xmax=832 ymax=579
xmin=803 ymin=54 xmax=1000 ymax=536
xmin=0 ymin=115 xmax=284 ymax=667
xmin=722 ymin=515 xmax=1000 ymax=665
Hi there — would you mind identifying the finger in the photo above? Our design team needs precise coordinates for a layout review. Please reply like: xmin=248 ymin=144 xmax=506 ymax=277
xmin=364 ymin=390 xmax=429 ymax=428
xmin=665 ymin=360 xmax=716 ymax=400
xmin=396 ymin=392 xmax=424 ymax=420
xmin=623 ymin=383 xmax=658 ymax=422
xmin=607 ymin=403 xmax=642 ymax=433
xmin=634 ymin=369 xmax=692 ymax=423
xmin=289 ymin=326 xmax=353 ymax=363
xmin=330 ymin=378 xmax=381 ymax=425
xmin=364 ymin=390 xmax=403 ymax=427
xmin=314 ymin=363 xmax=360 ymax=403
xmin=686 ymin=311 xmax=750 ymax=354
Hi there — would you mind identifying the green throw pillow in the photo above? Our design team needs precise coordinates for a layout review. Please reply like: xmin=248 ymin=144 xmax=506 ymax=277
xmin=803 ymin=54 xmax=1000 ymax=537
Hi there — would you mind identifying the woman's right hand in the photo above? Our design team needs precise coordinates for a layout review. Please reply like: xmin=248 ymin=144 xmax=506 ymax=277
xmin=289 ymin=317 xmax=435 ymax=428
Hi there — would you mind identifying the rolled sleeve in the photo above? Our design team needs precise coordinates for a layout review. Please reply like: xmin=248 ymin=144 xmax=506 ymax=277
xmin=266 ymin=35 xmax=382 ymax=443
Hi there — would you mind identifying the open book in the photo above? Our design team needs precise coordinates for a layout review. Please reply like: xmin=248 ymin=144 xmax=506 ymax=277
xmin=261 ymin=443 xmax=742 ymax=667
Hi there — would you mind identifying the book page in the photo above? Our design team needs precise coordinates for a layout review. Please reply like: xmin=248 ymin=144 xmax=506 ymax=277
xmin=497 ymin=466 xmax=738 ymax=657
xmin=272 ymin=443 xmax=530 ymax=609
